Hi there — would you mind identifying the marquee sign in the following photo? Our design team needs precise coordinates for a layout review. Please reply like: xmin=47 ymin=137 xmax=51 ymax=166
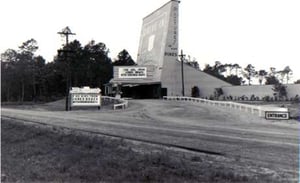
xmin=265 ymin=111 xmax=289 ymax=120
xmin=70 ymin=87 xmax=101 ymax=107
xmin=118 ymin=67 xmax=147 ymax=79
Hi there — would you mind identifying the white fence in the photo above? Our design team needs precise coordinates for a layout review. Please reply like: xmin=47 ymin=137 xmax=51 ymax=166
xmin=163 ymin=96 xmax=288 ymax=117
xmin=101 ymin=96 xmax=128 ymax=110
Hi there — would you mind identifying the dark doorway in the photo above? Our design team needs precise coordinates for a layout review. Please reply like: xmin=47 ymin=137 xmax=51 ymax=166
xmin=161 ymin=88 xmax=167 ymax=97
xmin=121 ymin=84 xmax=162 ymax=99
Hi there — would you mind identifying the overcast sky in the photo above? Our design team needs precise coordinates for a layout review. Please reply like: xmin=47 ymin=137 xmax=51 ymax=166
xmin=1 ymin=0 xmax=299 ymax=82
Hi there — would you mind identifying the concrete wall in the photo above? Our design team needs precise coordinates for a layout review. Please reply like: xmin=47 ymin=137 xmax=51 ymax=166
xmin=161 ymin=61 xmax=232 ymax=97
xmin=161 ymin=57 xmax=181 ymax=96
xmin=222 ymin=84 xmax=300 ymax=99
xmin=182 ymin=63 xmax=232 ymax=98
xmin=162 ymin=59 xmax=300 ymax=99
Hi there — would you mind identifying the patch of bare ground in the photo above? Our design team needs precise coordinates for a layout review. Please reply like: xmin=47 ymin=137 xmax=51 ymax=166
xmin=1 ymin=118 xmax=293 ymax=183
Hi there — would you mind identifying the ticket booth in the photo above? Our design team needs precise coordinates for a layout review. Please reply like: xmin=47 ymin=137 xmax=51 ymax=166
xmin=69 ymin=87 xmax=101 ymax=110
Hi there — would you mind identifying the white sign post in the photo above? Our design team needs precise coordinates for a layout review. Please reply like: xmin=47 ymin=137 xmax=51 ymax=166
xmin=69 ymin=87 xmax=101 ymax=110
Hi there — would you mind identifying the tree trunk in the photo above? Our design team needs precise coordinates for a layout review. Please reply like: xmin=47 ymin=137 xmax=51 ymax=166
xmin=32 ymin=78 xmax=36 ymax=102
xmin=21 ymin=81 xmax=25 ymax=102
xmin=6 ymin=87 xmax=10 ymax=102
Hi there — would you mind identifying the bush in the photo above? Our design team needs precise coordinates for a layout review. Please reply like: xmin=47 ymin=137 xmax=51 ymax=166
xmin=214 ymin=88 xmax=224 ymax=99
xmin=272 ymin=83 xmax=287 ymax=100
xmin=250 ymin=94 xmax=256 ymax=101
xmin=263 ymin=96 xmax=270 ymax=102
xmin=238 ymin=95 xmax=248 ymax=101
xmin=292 ymin=95 xmax=300 ymax=103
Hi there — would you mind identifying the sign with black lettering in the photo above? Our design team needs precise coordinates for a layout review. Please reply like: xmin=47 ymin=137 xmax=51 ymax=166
xmin=119 ymin=67 xmax=147 ymax=79
xmin=164 ymin=52 xmax=178 ymax=57
xmin=72 ymin=93 xmax=100 ymax=105
xmin=70 ymin=87 xmax=101 ymax=107
xmin=265 ymin=111 xmax=289 ymax=120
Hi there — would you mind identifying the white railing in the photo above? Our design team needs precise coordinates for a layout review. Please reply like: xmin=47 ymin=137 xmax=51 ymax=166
xmin=163 ymin=96 xmax=288 ymax=117
xmin=101 ymin=96 xmax=128 ymax=110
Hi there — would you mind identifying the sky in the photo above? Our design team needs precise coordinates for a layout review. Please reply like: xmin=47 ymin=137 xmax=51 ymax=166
xmin=1 ymin=0 xmax=299 ymax=82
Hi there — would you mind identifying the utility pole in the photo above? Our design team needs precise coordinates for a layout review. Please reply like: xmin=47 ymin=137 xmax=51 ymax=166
xmin=179 ymin=49 xmax=185 ymax=96
xmin=58 ymin=26 xmax=76 ymax=111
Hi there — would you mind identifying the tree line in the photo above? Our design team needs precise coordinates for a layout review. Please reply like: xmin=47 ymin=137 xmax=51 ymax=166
xmin=202 ymin=61 xmax=295 ymax=86
xmin=1 ymin=39 xmax=135 ymax=102
xmin=1 ymin=38 xmax=299 ymax=102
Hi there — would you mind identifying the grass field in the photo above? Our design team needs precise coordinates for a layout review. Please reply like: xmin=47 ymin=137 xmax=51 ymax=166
xmin=1 ymin=118 xmax=279 ymax=183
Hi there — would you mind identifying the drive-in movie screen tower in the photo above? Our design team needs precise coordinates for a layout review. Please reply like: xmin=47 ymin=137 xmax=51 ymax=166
xmin=1 ymin=0 xmax=299 ymax=182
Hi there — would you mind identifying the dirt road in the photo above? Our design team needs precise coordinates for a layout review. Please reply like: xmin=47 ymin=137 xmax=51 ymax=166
xmin=1 ymin=99 xmax=299 ymax=181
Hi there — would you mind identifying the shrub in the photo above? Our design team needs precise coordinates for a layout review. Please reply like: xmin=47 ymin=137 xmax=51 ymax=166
xmin=239 ymin=95 xmax=248 ymax=101
xmin=263 ymin=95 xmax=270 ymax=102
xmin=214 ymin=88 xmax=224 ymax=99
xmin=272 ymin=83 xmax=287 ymax=100
xmin=292 ymin=95 xmax=299 ymax=103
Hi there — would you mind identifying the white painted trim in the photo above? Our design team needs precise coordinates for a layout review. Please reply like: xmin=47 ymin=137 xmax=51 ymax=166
xmin=163 ymin=96 xmax=288 ymax=118
xmin=102 ymin=96 xmax=128 ymax=110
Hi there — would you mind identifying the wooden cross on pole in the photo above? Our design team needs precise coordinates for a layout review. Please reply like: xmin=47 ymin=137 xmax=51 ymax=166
xmin=57 ymin=26 xmax=76 ymax=111
xmin=57 ymin=26 xmax=76 ymax=46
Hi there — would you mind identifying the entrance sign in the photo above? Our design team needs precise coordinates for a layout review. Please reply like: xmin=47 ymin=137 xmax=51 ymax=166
xmin=265 ymin=111 xmax=289 ymax=120
xmin=70 ymin=87 xmax=101 ymax=107
xmin=119 ymin=67 xmax=147 ymax=79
